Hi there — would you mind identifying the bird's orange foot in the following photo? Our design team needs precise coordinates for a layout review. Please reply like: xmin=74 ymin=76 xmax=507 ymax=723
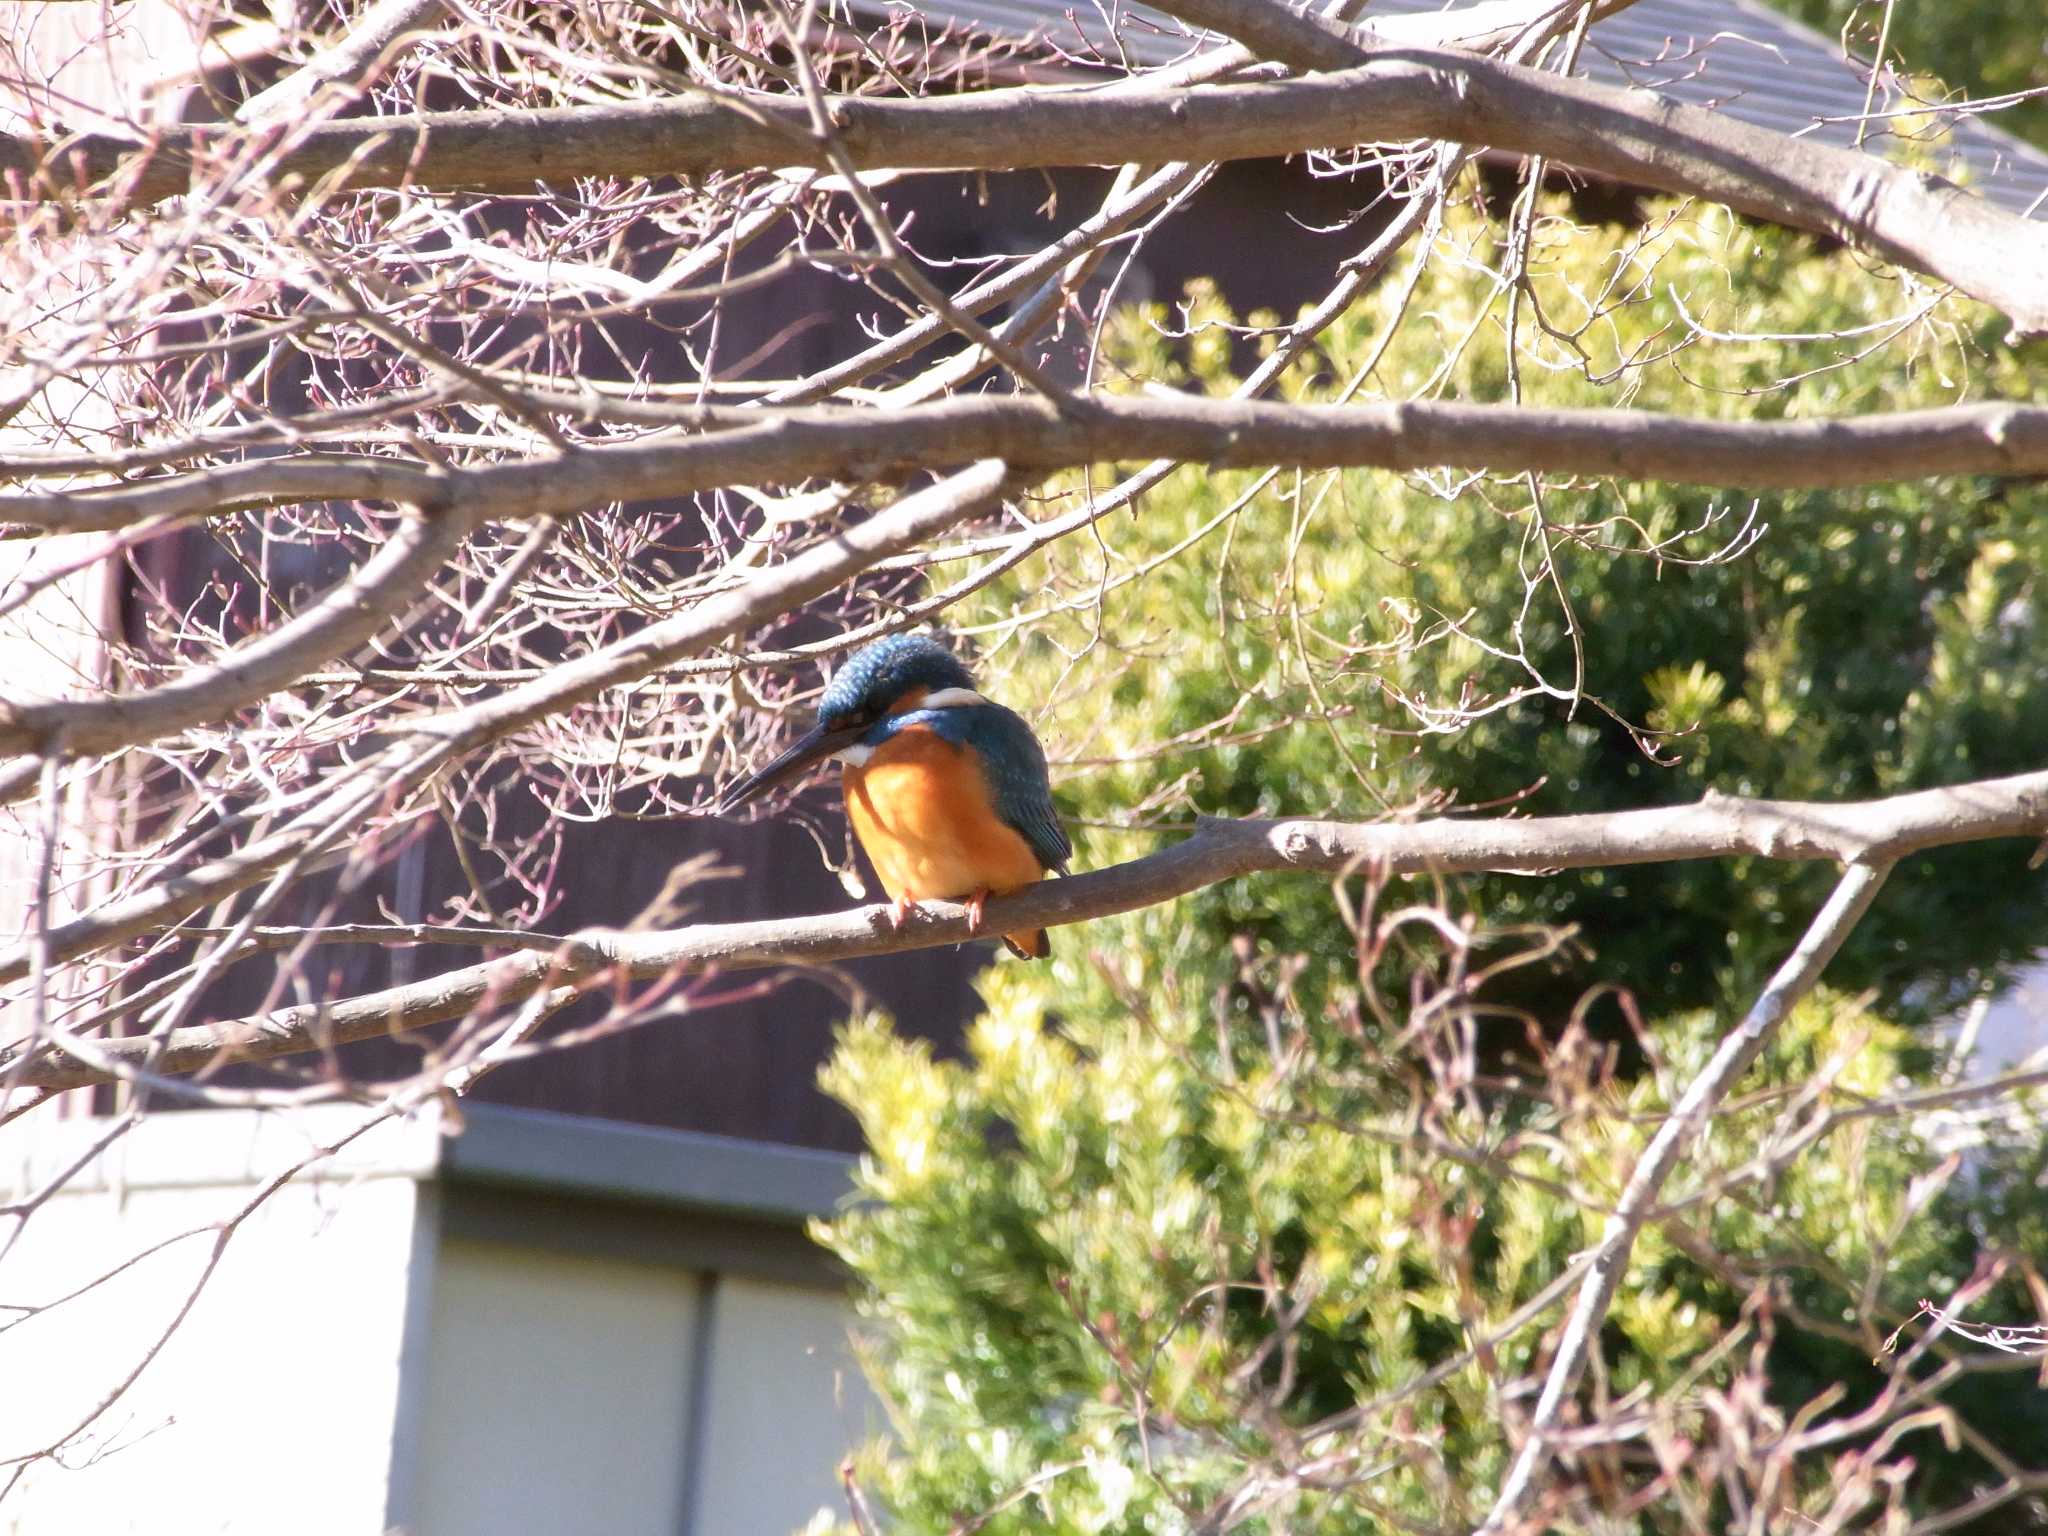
xmin=963 ymin=888 xmax=992 ymax=935
xmin=887 ymin=893 xmax=921 ymax=930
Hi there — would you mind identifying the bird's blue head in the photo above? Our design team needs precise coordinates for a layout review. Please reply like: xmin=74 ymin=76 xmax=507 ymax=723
xmin=816 ymin=633 xmax=977 ymax=728
xmin=718 ymin=634 xmax=980 ymax=811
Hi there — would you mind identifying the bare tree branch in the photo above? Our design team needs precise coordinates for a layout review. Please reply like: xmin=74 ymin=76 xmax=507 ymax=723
xmin=1141 ymin=0 xmax=1399 ymax=73
xmin=1474 ymin=856 xmax=1896 ymax=1534
xmin=2 ymin=52 xmax=2037 ymax=334
xmin=1354 ymin=0 xmax=1645 ymax=52
xmin=0 ymin=459 xmax=1022 ymax=948
xmin=0 ymin=456 xmax=447 ymax=537
xmin=1146 ymin=0 xmax=1624 ymax=76
xmin=0 ymin=501 xmax=465 ymax=758
xmin=6 ymin=395 xmax=2046 ymax=546
xmin=1138 ymin=0 xmax=2048 ymax=341
xmin=233 ymin=0 xmax=450 ymax=124
xmin=8 ymin=770 xmax=2040 ymax=1090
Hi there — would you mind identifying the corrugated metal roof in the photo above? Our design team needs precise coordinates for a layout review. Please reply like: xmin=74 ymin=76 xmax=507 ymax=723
xmin=885 ymin=0 xmax=2048 ymax=216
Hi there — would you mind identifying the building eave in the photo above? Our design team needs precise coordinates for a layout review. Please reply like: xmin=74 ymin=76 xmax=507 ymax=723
xmin=1 ymin=1101 xmax=856 ymax=1229
xmin=440 ymin=1103 xmax=855 ymax=1225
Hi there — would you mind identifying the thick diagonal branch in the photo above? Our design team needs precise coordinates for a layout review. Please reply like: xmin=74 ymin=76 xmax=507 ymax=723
xmin=1473 ymin=857 xmax=1895 ymax=1533
xmin=5 ymin=771 xmax=2039 ymax=1089
xmin=0 ymin=501 xmax=465 ymax=758
xmin=6 ymin=54 xmax=2041 ymax=334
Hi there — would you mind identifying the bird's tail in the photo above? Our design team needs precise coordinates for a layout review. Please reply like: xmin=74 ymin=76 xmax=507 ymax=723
xmin=1002 ymin=929 xmax=1050 ymax=961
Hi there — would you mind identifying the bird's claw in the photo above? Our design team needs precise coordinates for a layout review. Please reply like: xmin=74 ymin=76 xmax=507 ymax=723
xmin=883 ymin=891 xmax=993 ymax=935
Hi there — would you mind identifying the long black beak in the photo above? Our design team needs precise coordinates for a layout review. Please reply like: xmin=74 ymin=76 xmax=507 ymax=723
xmin=716 ymin=720 xmax=868 ymax=813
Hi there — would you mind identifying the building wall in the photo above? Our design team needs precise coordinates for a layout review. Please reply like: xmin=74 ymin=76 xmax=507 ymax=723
xmin=403 ymin=1244 xmax=875 ymax=1536
xmin=405 ymin=1240 xmax=702 ymax=1536
xmin=692 ymin=1276 xmax=877 ymax=1536
xmin=0 ymin=1110 xmax=438 ymax=1536
xmin=0 ymin=1107 xmax=873 ymax=1536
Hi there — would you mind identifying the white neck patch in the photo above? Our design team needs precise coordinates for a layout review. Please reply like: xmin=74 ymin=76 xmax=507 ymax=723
xmin=836 ymin=689 xmax=984 ymax=767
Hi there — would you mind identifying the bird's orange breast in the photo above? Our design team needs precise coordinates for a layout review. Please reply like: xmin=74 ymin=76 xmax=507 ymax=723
xmin=843 ymin=726 xmax=1046 ymax=903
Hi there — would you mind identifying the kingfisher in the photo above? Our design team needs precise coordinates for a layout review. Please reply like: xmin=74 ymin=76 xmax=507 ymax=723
xmin=718 ymin=633 xmax=1071 ymax=959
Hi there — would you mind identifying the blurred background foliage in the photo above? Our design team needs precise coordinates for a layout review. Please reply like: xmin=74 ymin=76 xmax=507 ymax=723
xmin=816 ymin=188 xmax=2048 ymax=1531
xmin=823 ymin=978 xmax=2047 ymax=1532
xmin=1770 ymin=0 xmax=2048 ymax=153
xmin=979 ymin=191 xmax=2048 ymax=1031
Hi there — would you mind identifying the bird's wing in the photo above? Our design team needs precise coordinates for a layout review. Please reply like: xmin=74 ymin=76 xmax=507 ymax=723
xmin=969 ymin=705 xmax=1072 ymax=875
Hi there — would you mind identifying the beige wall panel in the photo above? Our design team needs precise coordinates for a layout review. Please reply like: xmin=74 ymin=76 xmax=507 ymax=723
xmin=693 ymin=1276 xmax=878 ymax=1536
xmin=406 ymin=1239 xmax=698 ymax=1536
xmin=0 ymin=1117 xmax=429 ymax=1536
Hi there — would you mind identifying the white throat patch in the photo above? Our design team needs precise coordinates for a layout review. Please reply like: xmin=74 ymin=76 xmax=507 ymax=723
xmin=835 ymin=689 xmax=984 ymax=767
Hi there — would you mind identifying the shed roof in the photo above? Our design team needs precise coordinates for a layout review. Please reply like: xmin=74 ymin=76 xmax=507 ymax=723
xmin=893 ymin=0 xmax=2048 ymax=216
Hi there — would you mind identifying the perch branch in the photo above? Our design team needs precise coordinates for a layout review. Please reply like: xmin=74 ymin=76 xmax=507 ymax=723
xmin=5 ymin=771 xmax=2041 ymax=1090
xmin=0 ymin=460 xmax=1022 ymax=952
